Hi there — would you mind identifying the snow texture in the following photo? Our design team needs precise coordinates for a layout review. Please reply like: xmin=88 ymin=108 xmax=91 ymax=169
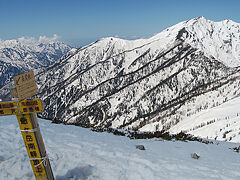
xmin=0 ymin=116 xmax=240 ymax=180
xmin=169 ymin=96 xmax=240 ymax=143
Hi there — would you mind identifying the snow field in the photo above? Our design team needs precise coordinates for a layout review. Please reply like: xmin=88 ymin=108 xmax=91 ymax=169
xmin=0 ymin=116 xmax=240 ymax=180
xmin=170 ymin=96 xmax=240 ymax=143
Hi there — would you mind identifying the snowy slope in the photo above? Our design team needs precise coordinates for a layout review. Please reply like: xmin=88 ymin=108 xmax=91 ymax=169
xmin=169 ymin=96 xmax=240 ymax=143
xmin=0 ymin=36 xmax=71 ymax=89
xmin=0 ymin=116 xmax=240 ymax=180
xmin=151 ymin=16 xmax=240 ymax=67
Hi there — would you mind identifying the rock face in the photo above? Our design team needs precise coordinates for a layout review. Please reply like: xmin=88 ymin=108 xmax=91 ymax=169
xmin=0 ymin=36 xmax=71 ymax=89
xmin=2 ymin=17 xmax=240 ymax=136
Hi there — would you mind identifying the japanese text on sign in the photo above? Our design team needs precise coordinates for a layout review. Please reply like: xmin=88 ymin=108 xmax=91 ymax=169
xmin=14 ymin=71 xmax=38 ymax=100
xmin=19 ymin=99 xmax=43 ymax=114
xmin=16 ymin=114 xmax=47 ymax=178
xmin=0 ymin=101 xmax=18 ymax=116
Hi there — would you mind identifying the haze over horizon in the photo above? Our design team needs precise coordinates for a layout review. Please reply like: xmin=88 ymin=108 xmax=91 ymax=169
xmin=1 ymin=0 xmax=239 ymax=47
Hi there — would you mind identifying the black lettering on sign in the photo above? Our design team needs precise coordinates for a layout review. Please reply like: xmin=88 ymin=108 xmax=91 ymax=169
xmin=30 ymin=151 xmax=37 ymax=158
xmin=20 ymin=117 xmax=27 ymax=124
xmin=29 ymin=107 xmax=34 ymax=112
xmin=22 ymin=75 xmax=25 ymax=82
xmin=26 ymin=101 xmax=38 ymax=106
xmin=2 ymin=103 xmax=14 ymax=108
xmin=15 ymin=77 xmax=21 ymax=85
xmin=33 ymin=160 xmax=40 ymax=166
xmin=26 ymin=74 xmax=31 ymax=80
xmin=15 ymin=72 xmax=33 ymax=86
xmin=20 ymin=74 xmax=31 ymax=82
xmin=36 ymin=166 xmax=43 ymax=173
xmin=27 ymin=143 xmax=36 ymax=150
xmin=26 ymin=135 xmax=33 ymax=142
xmin=21 ymin=73 xmax=31 ymax=83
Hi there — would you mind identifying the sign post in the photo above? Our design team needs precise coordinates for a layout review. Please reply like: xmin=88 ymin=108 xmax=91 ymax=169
xmin=14 ymin=71 xmax=38 ymax=100
xmin=0 ymin=71 xmax=54 ymax=180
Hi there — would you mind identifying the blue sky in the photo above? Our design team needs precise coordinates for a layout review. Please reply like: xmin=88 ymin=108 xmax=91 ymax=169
xmin=1 ymin=0 xmax=239 ymax=46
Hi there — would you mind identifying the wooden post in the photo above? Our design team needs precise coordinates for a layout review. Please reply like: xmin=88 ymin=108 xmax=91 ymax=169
xmin=16 ymin=113 xmax=54 ymax=180
xmin=0 ymin=71 xmax=54 ymax=179
xmin=13 ymin=71 xmax=54 ymax=180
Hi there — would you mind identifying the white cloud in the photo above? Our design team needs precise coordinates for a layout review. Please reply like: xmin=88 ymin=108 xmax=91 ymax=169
xmin=17 ymin=34 xmax=60 ymax=45
xmin=18 ymin=36 xmax=36 ymax=44
xmin=39 ymin=34 xmax=60 ymax=43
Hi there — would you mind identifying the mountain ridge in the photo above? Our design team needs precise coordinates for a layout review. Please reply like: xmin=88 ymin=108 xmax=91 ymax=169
xmin=1 ymin=17 xmax=240 ymax=142
xmin=0 ymin=36 xmax=71 ymax=90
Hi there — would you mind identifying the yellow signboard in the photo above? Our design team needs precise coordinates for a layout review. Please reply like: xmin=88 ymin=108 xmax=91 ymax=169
xmin=3 ymin=71 xmax=54 ymax=180
xmin=19 ymin=99 xmax=43 ymax=114
xmin=16 ymin=114 xmax=47 ymax=179
xmin=0 ymin=99 xmax=43 ymax=115
xmin=0 ymin=101 xmax=18 ymax=116
xmin=14 ymin=71 xmax=38 ymax=100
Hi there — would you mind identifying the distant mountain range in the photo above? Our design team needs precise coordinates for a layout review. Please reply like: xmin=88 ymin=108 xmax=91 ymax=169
xmin=1 ymin=17 xmax=240 ymax=142
xmin=0 ymin=36 xmax=71 ymax=89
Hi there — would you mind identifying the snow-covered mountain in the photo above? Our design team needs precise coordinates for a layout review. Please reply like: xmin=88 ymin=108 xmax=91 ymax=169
xmin=0 ymin=35 xmax=71 ymax=89
xmin=32 ymin=17 xmax=240 ymax=138
xmin=152 ymin=16 xmax=240 ymax=67
xmin=1 ymin=17 xmax=240 ymax=142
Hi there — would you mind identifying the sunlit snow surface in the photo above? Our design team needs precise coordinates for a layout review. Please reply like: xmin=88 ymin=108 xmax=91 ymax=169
xmin=0 ymin=116 xmax=240 ymax=180
xmin=170 ymin=96 xmax=240 ymax=143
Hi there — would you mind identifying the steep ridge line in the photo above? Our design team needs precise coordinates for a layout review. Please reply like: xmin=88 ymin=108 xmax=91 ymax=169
xmin=124 ymin=72 xmax=240 ymax=130
xmin=37 ymin=38 xmax=169 ymax=98
xmin=40 ymin=41 xmax=186 ymax=114
xmin=66 ymin=44 xmax=195 ymax=122
xmin=62 ymin=43 xmax=189 ymax=110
